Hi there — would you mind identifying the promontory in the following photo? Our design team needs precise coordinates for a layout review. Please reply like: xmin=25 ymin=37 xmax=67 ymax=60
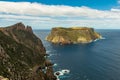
xmin=0 ymin=22 xmax=56 ymax=80
xmin=46 ymin=27 xmax=102 ymax=44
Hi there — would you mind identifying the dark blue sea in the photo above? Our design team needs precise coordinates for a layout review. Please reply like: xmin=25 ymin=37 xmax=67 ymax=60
xmin=34 ymin=29 xmax=120 ymax=80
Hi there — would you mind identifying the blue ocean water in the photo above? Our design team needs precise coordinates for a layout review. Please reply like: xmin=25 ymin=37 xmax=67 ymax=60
xmin=34 ymin=29 xmax=120 ymax=80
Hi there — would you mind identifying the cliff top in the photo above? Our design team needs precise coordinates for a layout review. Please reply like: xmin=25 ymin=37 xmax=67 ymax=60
xmin=0 ymin=22 xmax=45 ymax=54
xmin=0 ymin=22 xmax=33 ymax=33
xmin=52 ymin=27 xmax=94 ymax=30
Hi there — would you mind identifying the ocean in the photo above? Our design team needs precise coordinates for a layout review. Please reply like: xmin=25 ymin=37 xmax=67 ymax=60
xmin=34 ymin=29 xmax=120 ymax=80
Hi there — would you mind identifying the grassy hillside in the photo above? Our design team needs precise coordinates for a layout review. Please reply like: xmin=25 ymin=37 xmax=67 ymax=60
xmin=0 ymin=23 xmax=56 ymax=80
xmin=46 ymin=27 xmax=102 ymax=44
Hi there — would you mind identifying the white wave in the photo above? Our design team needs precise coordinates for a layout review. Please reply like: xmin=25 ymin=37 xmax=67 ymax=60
xmin=46 ymin=50 xmax=51 ymax=53
xmin=94 ymin=39 xmax=99 ymax=42
xmin=48 ymin=54 xmax=56 ymax=57
xmin=53 ymin=63 xmax=58 ymax=67
xmin=93 ymin=37 xmax=106 ymax=42
xmin=56 ymin=78 xmax=60 ymax=80
xmin=56 ymin=76 xmax=60 ymax=80
xmin=54 ymin=69 xmax=70 ymax=76
xmin=101 ymin=37 xmax=106 ymax=39
xmin=61 ymin=69 xmax=70 ymax=74
xmin=54 ymin=69 xmax=70 ymax=80
xmin=54 ymin=71 xmax=64 ymax=76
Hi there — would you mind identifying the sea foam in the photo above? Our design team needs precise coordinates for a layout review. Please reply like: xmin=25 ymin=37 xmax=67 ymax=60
xmin=54 ymin=69 xmax=70 ymax=80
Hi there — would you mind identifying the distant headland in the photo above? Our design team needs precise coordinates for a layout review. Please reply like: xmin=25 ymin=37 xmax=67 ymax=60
xmin=46 ymin=27 xmax=102 ymax=45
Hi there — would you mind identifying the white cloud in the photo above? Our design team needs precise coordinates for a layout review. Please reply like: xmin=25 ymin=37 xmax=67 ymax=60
xmin=0 ymin=1 xmax=120 ymax=29
xmin=0 ymin=14 xmax=52 ymax=21
xmin=0 ymin=1 xmax=120 ymax=19
xmin=111 ymin=8 xmax=120 ymax=12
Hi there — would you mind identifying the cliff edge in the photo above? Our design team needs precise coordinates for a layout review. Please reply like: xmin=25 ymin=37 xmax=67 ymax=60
xmin=46 ymin=27 xmax=102 ymax=44
xmin=0 ymin=22 xmax=56 ymax=80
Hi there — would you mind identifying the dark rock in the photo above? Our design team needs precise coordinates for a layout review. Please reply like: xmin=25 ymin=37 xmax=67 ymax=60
xmin=45 ymin=60 xmax=54 ymax=67
xmin=0 ymin=23 xmax=56 ymax=80
xmin=45 ymin=67 xmax=57 ymax=80
xmin=55 ymin=72 xmax=60 ymax=76
xmin=26 ymin=26 xmax=33 ymax=33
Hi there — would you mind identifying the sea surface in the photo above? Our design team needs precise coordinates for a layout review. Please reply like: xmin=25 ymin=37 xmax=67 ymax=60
xmin=34 ymin=29 xmax=120 ymax=80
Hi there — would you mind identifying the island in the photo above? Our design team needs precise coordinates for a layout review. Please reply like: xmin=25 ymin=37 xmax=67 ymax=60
xmin=46 ymin=27 xmax=102 ymax=44
xmin=0 ymin=22 xmax=56 ymax=80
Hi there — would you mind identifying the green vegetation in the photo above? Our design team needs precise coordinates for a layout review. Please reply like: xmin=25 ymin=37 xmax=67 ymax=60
xmin=46 ymin=27 xmax=102 ymax=44
xmin=0 ymin=23 xmax=56 ymax=80
xmin=0 ymin=30 xmax=45 ymax=79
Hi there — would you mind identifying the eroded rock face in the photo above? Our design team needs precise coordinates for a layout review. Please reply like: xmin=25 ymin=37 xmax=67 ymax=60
xmin=5 ymin=22 xmax=33 ymax=33
xmin=0 ymin=23 xmax=56 ymax=80
xmin=46 ymin=27 xmax=102 ymax=44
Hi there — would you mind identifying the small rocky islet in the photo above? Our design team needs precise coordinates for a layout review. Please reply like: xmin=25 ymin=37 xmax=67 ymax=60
xmin=46 ymin=27 xmax=102 ymax=45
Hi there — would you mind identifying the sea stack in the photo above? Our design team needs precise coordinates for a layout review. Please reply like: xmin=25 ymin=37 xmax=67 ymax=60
xmin=46 ymin=27 xmax=102 ymax=44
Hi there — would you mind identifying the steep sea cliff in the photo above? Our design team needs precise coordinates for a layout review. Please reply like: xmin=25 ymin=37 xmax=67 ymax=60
xmin=0 ymin=23 xmax=56 ymax=80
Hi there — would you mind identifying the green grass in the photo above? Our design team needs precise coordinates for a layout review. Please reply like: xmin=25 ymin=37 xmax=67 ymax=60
xmin=47 ymin=27 xmax=101 ymax=43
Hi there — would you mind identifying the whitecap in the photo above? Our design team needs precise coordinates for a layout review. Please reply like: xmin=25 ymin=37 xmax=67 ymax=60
xmin=56 ymin=77 xmax=60 ymax=80
xmin=54 ymin=69 xmax=70 ymax=76
xmin=54 ymin=69 xmax=70 ymax=80
xmin=93 ymin=36 xmax=106 ymax=42
xmin=94 ymin=39 xmax=99 ymax=42
xmin=61 ymin=69 xmax=70 ymax=74
xmin=54 ymin=71 xmax=64 ymax=76
xmin=46 ymin=50 xmax=51 ymax=54
xmin=101 ymin=37 xmax=106 ymax=39
xmin=53 ymin=63 xmax=58 ymax=67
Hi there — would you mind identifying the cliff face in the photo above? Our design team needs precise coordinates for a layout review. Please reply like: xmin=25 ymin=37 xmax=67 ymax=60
xmin=46 ymin=27 xmax=102 ymax=44
xmin=0 ymin=23 xmax=56 ymax=80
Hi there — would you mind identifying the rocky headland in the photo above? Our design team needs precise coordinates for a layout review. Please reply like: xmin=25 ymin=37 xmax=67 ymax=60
xmin=0 ymin=22 xmax=56 ymax=80
xmin=46 ymin=27 xmax=102 ymax=44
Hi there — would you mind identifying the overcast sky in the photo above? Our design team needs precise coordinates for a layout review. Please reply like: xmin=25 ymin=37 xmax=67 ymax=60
xmin=0 ymin=0 xmax=120 ymax=29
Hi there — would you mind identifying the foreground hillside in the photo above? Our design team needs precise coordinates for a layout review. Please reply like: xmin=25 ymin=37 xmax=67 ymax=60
xmin=46 ymin=27 xmax=102 ymax=44
xmin=0 ymin=23 xmax=56 ymax=80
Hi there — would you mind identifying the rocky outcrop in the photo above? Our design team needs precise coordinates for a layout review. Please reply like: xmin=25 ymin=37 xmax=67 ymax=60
xmin=0 ymin=23 xmax=56 ymax=80
xmin=6 ymin=22 xmax=33 ymax=33
xmin=46 ymin=27 xmax=102 ymax=44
